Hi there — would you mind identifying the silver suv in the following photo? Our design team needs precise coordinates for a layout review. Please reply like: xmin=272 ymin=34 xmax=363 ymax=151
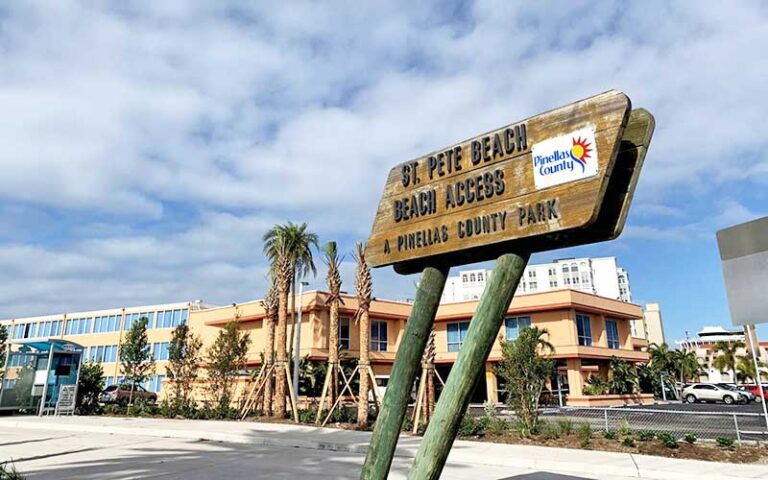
xmin=682 ymin=383 xmax=748 ymax=405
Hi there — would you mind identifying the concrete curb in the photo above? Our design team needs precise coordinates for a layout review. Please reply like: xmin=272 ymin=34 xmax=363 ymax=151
xmin=2 ymin=418 xmax=766 ymax=480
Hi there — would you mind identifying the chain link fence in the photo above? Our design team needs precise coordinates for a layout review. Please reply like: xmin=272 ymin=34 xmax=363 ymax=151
xmin=539 ymin=406 xmax=768 ymax=444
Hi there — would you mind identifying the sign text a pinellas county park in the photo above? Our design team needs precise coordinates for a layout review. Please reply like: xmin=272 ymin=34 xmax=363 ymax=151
xmin=367 ymin=90 xmax=634 ymax=274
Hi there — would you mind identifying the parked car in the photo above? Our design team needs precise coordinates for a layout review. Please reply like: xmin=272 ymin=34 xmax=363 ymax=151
xmin=682 ymin=383 xmax=749 ymax=405
xmin=100 ymin=384 xmax=157 ymax=405
xmin=743 ymin=384 xmax=768 ymax=401
xmin=717 ymin=383 xmax=756 ymax=403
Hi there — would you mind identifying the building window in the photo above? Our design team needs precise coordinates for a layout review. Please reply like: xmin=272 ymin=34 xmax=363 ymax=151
xmin=469 ymin=273 xmax=476 ymax=282
xmin=153 ymin=342 xmax=170 ymax=360
xmin=505 ymin=316 xmax=531 ymax=341
xmin=88 ymin=345 xmax=118 ymax=363
xmin=94 ymin=314 xmax=121 ymax=333
xmin=147 ymin=375 xmax=166 ymax=393
xmin=339 ymin=317 xmax=350 ymax=350
xmin=371 ymin=320 xmax=388 ymax=352
xmin=549 ymin=280 xmax=558 ymax=288
xmin=528 ymin=281 xmax=538 ymax=290
xmin=576 ymin=314 xmax=592 ymax=346
xmin=477 ymin=273 xmax=483 ymax=282
xmin=154 ymin=309 xmax=187 ymax=329
xmin=606 ymin=319 xmax=620 ymax=349
xmin=462 ymin=274 xmax=468 ymax=283
xmin=8 ymin=353 xmax=33 ymax=367
xmin=447 ymin=321 xmax=470 ymax=352
xmin=65 ymin=317 xmax=92 ymax=336
xmin=125 ymin=311 xmax=156 ymax=330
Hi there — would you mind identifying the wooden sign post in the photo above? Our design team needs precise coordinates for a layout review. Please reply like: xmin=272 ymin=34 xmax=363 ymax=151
xmin=360 ymin=90 xmax=654 ymax=480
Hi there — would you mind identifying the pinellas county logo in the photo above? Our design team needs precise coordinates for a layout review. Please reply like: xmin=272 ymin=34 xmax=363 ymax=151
xmin=531 ymin=126 xmax=599 ymax=189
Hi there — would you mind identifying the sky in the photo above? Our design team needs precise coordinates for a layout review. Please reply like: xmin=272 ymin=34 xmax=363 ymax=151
xmin=0 ymin=1 xmax=767 ymax=343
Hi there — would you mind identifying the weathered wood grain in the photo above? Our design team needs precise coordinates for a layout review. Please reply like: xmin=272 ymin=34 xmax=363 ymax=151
xmin=367 ymin=90 xmax=632 ymax=273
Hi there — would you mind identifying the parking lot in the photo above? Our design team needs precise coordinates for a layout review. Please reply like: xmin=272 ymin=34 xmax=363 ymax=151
xmin=539 ymin=401 xmax=768 ymax=443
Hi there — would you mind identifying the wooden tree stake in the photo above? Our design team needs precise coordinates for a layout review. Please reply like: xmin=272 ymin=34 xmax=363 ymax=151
xmin=360 ymin=265 xmax=448 ymax=480
xmin=406 ymin=253 xmax=529 ymax=480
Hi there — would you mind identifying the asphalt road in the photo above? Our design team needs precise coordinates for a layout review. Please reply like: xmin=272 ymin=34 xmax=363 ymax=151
xmin=0 ymin=429 xmax=645 ymax=480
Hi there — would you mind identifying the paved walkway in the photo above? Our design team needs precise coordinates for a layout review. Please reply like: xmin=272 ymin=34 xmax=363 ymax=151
xmin=1 ymin=415 xmax=766 ymax=480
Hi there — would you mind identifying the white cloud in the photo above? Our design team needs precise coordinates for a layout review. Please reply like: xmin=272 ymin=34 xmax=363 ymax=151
xmin=0 ymin=1 xmax=766 ymax=318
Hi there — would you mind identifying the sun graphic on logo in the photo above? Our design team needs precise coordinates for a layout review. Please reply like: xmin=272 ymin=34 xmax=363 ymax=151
xmin=570 ymin=137 xmax=592 ymax=171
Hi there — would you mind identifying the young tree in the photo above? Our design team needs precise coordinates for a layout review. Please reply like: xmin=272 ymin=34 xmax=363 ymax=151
xmin=495 ymin=327 xmax=554 ymax=437
xmin=672 ymin=349 xmax=702 ymax=384
xmin=324 ymin=241 xmax=344 ymax=405
xmin=206 ymin=320 xmax=251 ymax=418
xmin=77 ymin=361 xmax=105 ymax=415
xmin=166 ymin=323 xmax=202 ymax=415
xmin=0 ymin=324 xmax=8 ymax=367
xmin=355 ymin=242 xmax=372 ymax=428
xmin=607 ymin=356 xmax=638 ymax=394
xmin=736 ymin=355 xmax=767 ymax=383
xmin=713 ymin=340 xmax=745 ymax=382
xmin=261 ymin=282 xmax=278 ymax=416
xmin=14 ymin=364 xmax=35 ymax=410
xmin=119 ymin=316 xmax=155 ymax=405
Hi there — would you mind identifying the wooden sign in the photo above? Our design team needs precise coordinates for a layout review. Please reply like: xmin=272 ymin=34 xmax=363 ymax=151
xmin=367 ymin=90 xmax=636 ymax=274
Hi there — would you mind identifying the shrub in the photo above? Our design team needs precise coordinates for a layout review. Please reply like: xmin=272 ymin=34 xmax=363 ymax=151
xmin=618 ymin=419 xmax=630 ymax=436
xmin=401 ymin=415 xmax=414 ymax=432
xmin=683 ymin=433 xmax=697 ymax=444
xmin=458 ymin=415 xmax=488 ymax=437
xmin=483 ymin=401 xmax=497 ymax=419
xmin=657 ymin=432 xmax=678 ymax=449
xmin=298 ymin=409 xmax=316 ymax=424
xmin=541 ymin=422 xmax=561 ymax=440
xmin=0 ymin=461 xmax=25 ymax=480
xmin=416 ymin=422 xmax=427 ymax=435
xmin=127 ymin=399 xmax=159 ymax=417
xmin=577 ymin=422 xmax=592 ymax=440
xmin=580 ymin=437 xmax=591 ymax=449
xmin=637 ymin=431 xmax=655 ymax=441
xmin=603 ymin=430 xmax=617 ymax=440
xmin=487 ymin=418 xmax=510 ymax=436
xmin=103 ymin=404 xmax=126 ymax=416
xmin=557 ymin=419 xmax=573 ymax=436
xmin=716 ymin=437 xmax=735 ymax=449
xmin=622 ymin=437 xmax=636 ymax=448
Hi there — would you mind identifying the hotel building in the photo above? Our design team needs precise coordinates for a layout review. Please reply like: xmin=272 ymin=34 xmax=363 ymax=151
xmin=2 ymin=288 xmax=651 ymax=408
xmin=191 ymin=288 xmax=651 ymax=407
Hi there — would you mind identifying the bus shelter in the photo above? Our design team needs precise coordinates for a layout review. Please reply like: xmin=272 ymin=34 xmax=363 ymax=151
xmin=0 ymin=338 xmax=84 ymax=415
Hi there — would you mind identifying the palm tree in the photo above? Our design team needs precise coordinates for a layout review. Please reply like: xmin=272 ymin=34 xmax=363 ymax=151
xmin=263 ymin=222 xmax=319 ymax=362
xmin=713 ymin=340 xmax=744 ymax=383
xmin=736 ymin=355 xmax=766 ymax=383
xmin=355 ymin=242 xmax=372 ymax=428
xmin=649 ymin=343 xmax=675 ymax=376
xmin=260 ymin=282 xmax=278 ymax=416
xmin=323 ymin=241 xmax=344 ymax=406
xmin=672 ymin=349 xmax=702 ymax=384
xmin=263 ymin=222 xmax=319 ymax=416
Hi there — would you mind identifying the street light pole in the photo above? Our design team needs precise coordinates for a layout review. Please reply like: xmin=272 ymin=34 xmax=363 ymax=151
xmin=292 ymin=281 xmax=309 ymax=397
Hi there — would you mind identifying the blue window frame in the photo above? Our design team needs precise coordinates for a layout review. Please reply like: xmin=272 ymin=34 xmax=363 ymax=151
xmin=576 ymin=313 xmax=592 ymax=346
xmin=370 ymin=321 xmax=388 ymax=352
xmin=606 ymin=319 xmax=620 ymax=349
xmin=447 ymin=321 xmax=470 ymax=352
xmin=148 ymin=375 xmax=166 ymax=393
xmin=154 ymin=309 xmax=187 ymax=329
xmin=504 ymin=316 xmax=531 ymax=341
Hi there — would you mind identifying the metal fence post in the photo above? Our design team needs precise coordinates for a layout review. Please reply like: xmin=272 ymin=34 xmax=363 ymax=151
xmin=604 ymin=409 xmax=609 ymax=431
xmin=733 ymin=413 xmax=741 ymax=446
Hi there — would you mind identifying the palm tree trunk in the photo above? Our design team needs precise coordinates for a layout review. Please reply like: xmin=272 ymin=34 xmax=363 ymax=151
xmin=357 ymin=308 xmax=370 ymax=427
xmin=328 ymin=296 xmax=340 ymax=405
xmin=275 ymin=284 xmax=289 ymax=417
xmin=288 ymin=275 xmax=297 ymax=367
xmin=264 ymin=315 xmax=275 ymax=416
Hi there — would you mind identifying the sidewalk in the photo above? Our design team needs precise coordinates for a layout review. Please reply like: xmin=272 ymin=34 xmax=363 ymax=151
xmin=1 ymin=415 xmax=766 ymax=480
